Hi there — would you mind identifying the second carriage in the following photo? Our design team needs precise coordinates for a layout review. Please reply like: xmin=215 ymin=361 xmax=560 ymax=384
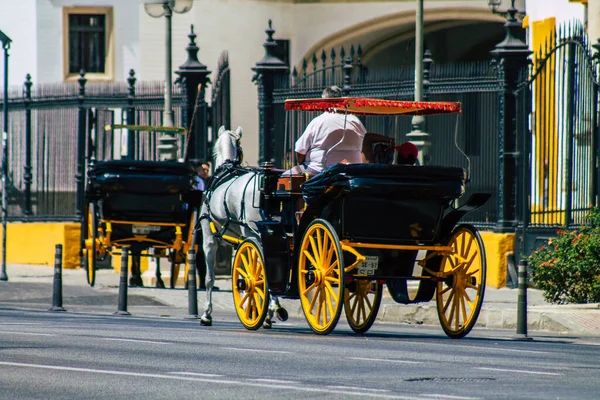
xmin=82 ymin=125 xmax=203 ymax=288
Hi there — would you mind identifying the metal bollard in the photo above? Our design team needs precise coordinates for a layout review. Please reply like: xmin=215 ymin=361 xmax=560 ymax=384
xmin=514 ymin=257 xmax=532 ymax=340
xmin=49 ymin=244 xmax=66 ymax=312
xmin=186 ymin=249 xmax=199 ymax=319
xmin=115 ymin=246 xmax=131 ymax=316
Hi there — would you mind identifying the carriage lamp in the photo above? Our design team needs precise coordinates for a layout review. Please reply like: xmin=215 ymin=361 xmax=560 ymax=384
xmin=143 ymin=0 xmax=193 ymax=160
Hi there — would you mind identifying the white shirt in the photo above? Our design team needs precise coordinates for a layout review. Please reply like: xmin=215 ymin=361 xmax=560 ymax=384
xmin=295 ymin=112 xmax=366 ymax=174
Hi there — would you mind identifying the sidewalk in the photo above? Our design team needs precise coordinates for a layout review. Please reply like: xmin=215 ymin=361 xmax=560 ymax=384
xmin=1 ymin=263 xmax=599 ymax=336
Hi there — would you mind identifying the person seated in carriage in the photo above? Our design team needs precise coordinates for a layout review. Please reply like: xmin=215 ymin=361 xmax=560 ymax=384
xmin=291 ymin=85 xmax=367 ymax=175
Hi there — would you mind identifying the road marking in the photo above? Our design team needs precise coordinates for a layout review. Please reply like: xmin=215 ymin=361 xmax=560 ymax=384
xmin=421 ymin=395 xmax=480 ymax=399
xmin=254 ymin=378 xmax=299 ymax=384
xmin=103 ymin=338 xmax=171 ymax=345
xmin=0 ymin=330 xmax=55 ymax=337
xmin=0 ymin=323 xmax=43 ymax=325
xmin=170 ymin=372 xmax=223 ymax=378
xmin=409 ymin=341 xmax=550 ymax=355
xmin=0 ymin=361 xmax=430 ymax=399
xmin=348 ymin=357 xmax=421 ymax=364
xmin=476 ymin=367 xmax=563 ymax=376
xmin=222 ymin=347 xmax=291 ymax=354
xmin=326 ymin=385 xmax=390 ymax=393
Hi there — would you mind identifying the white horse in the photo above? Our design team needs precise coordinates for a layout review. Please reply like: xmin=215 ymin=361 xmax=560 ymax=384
xmin=199 ymin=126 xmax=286 ymax=327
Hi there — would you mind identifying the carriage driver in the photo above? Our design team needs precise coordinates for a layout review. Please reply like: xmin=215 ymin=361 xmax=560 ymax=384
xmin=293 ymin=85 xmax=367 ymax=174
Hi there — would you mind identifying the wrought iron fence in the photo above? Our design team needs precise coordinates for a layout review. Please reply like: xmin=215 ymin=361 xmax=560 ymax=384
xmin=0 ymin=71 xmax=186 ymax=221
xmin=517 ymin=21 xmax=600 ymax=255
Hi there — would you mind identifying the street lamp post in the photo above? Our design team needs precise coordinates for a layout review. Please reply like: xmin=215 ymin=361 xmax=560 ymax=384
xmin=144 ymin=0 xmax=193 ymax=161
xmin=406 ymin=0 xmax=428 ymax=165
xmin=0 ymin=30 xmax=11 ymax=281
xmin=489 ymin=0 xmax=532 ymax=340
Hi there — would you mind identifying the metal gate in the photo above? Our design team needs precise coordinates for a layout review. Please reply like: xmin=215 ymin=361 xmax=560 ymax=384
xmin=517 ymin=22 xmax=599 ymax=256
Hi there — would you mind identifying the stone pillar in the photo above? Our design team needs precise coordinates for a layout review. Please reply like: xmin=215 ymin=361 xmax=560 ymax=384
xmin=252 ymin=20 xmax=289 ymax=164
xmin=490 ymin=7 xmax=531 ymax=233
xmin=176 ymin=25 xmax=211 ymax=162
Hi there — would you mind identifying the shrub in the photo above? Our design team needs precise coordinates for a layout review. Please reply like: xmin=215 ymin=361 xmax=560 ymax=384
xmin=528 ymin=208 xmax=600 ymax=304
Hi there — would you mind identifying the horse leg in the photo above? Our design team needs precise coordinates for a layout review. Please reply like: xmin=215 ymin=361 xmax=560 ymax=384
xmin=264 ymin=296 xmax=288 ymax=328
xmin=129 ymin=249 xmax=144 ymax=287
xmin=195 ymin=231 xmax=207 ymax=290
xmin=154 ymin=248 xmax=165 ymax=289
xmin=200 ymin=220 xmax=217 ymax=326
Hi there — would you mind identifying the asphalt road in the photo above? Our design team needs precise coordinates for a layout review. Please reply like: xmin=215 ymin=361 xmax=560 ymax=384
xmin=1 ymin=309 xmax=599 ymax=400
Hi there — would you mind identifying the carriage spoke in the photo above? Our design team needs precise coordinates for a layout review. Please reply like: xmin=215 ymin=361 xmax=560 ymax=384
xmin=253 ymin=292 xmax=262 ymax=310
xmin=245 ymin=299 xmax=252 ymax=319
xmin=463 ymin=235 xmax=474 ymax=258
xmin=240 ymin=253 xmax=250 ymax=271
xmin=239 ymin=291 xmax=250 ymax=307
xmin=235 ymin=267 xmax=249 ymax=279
xmin=325 ymin=245 xmax=334 ymax=269
xmin=443 ymin=289 xmax=455 ymax=314
xmin=308 ymin=287 xmax=319 ymax=313
xmin=303 ymin=282 xmax=317 ymax=296
xmin=326 ymin=290 xmax=335 ymax=320
xmin=321 ymin=233 xmax=329 ymax=267
xmin=350 ymin=292 xmax=359 ymax=314
xmin=308 ymin=236 xmax=319 ymax=265
xmin=316 ymin=229 xmax=323 ymax=265
xmin=364 ymin=293 xmax=373 ymax=310
xmin=255 ymin=287 xmax=265 ymax=301
xmin=303 ymin=250 xmax=319 ymax=270
xmin=441 ymin=285 xmax=453 ymax=295
xmin=325 ymin=260 xmax=339 ymax=276
xmin=358 ymin=299 xmax=367 ymax=323
xmin=315 ymin=289 xmax=322 ymax=323
xmin=324 ymin=281 xmax=339 ymax=304
xmin=448 ymin=292 xmax=457 ymax=325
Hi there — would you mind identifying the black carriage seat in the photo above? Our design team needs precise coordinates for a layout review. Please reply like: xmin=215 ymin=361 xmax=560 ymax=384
xmin=86 ymin=160 xmax=198 ymax=223
xmin=302 ymin=163 xmax=466 ymax=200
xmin=302 ymin=163 xmax=467 ymax=243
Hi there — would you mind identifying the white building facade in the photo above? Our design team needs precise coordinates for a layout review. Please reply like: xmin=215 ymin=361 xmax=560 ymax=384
xmin=0 ymin=0 xmax=594 ymax=164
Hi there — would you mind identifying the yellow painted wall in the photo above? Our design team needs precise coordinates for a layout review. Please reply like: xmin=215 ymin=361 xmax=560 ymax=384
xmin=2 ymin=222 xmax=81 ymax=269
xmin=480 ymin=231 xmax=515 ymax=288
xmin=4 ymin=223 xmax=516 ymax=288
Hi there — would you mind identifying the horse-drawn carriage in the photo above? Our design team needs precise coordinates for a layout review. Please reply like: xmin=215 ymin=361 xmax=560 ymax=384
xmin=201 ymin=97 xmax=490 ymax=338
xmin=82 ymin=125 xmax=203 ymax=288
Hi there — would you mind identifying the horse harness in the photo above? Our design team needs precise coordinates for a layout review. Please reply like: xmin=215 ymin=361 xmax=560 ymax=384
xmin=198 ymin=161 xmax=261 ymax=242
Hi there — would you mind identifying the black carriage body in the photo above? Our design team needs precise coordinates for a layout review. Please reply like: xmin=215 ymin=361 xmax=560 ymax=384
xmin=86 ymin=160 xmax=199 ymax=248
xmin=302 ymin=164 xmax=466 ymax=244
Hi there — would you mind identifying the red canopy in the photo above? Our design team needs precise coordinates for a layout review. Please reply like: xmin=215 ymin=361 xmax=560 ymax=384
xmin=284 ymin=97 xmax=461 ymax=116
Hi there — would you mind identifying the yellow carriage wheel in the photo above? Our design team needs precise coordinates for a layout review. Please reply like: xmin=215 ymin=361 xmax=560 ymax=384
xmin=344 ymin=280 xmax=383 ymax=334
xmin=298 ymin=219 xmax=345 ymax=335
xmin=436 ymin=224 xmax=486 ymax=339
xmin=232 ymin=239 xmax=270 ymax=330
xmin=85 ymin=203 xmax=98 ymax=287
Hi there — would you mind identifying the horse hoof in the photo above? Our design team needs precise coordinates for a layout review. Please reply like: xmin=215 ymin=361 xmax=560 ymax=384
xmin=275 ymin=307 xmax=288 ymax=322
xmin=156 ymin=278 xmax=165 ymax=289
xmin=263 ymin=318 xmax=272 ymax=329
xmin=200 ymin=315 xmax=212 ymax=326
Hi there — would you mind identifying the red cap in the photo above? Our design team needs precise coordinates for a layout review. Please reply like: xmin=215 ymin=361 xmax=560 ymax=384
xmin=394 ymin=142 xmax=418 ymax=159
